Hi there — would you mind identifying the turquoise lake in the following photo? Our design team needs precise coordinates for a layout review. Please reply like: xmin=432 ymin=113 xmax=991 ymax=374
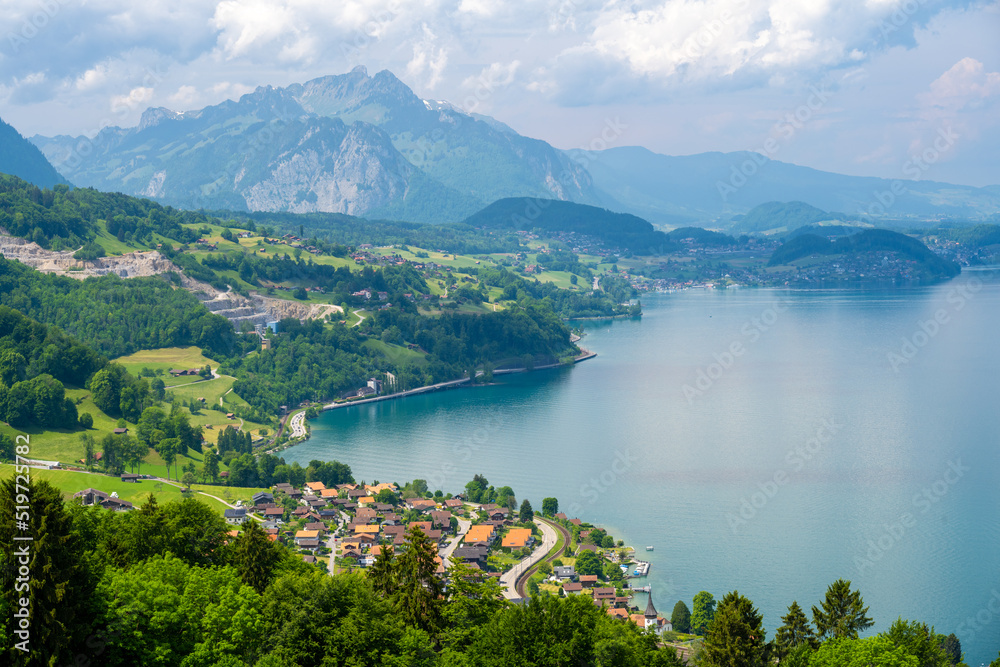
xmin=287 ymin=270 xmax=1000 ymax=665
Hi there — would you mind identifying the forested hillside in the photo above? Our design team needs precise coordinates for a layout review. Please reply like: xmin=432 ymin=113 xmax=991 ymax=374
xmin=768 ymin=229 xmax=961 ymax=279
xmin=0 ymin=257 xmax=235 ymax=359
xmin=0 ymin=118 xmax=67 ymax=190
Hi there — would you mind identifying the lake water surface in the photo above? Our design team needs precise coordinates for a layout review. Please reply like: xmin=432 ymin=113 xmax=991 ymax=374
xmin=287 ymin=271 xmax=1000 ymax=665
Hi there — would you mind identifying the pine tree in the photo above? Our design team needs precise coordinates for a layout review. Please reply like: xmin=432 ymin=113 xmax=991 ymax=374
xmin=700 ymin=591 xmax=768 ymax=667
xmin=812 ymin=579 xmax=873 ymax=641
xmin=774 ymin=601 xmax=818 ymax=659
xmin=394 ymin=525 xmax=443 ymax=634
xmin=231 ymin=519 xmax=281 ymax=593
xmin=369 ymin=545 xmax=397 ymax=598
xmin=671 ymin=600 xmax=692 ymax=633
xmin=1 ymin=477 xmax=93 ymax=665
xmin=519 ymin=499 xmax=534 ymax=523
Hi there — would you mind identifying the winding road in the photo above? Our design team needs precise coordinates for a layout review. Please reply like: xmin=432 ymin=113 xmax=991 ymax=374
xmin=500 ymin=517 xmax=560 ymax=600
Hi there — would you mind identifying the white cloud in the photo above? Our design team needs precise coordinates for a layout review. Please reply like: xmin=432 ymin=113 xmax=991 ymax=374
xmin=169 ymin=85 xmax=198 ymax=107
xmin=406 ymin=24 xmax=449 ymax=90
xmin=923 ymin=57 xmax=1000 ymax=111
xmin=110 ymin=86 xmax=154 ymax=114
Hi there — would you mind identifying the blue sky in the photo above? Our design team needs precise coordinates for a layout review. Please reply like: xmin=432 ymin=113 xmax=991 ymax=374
xmin=1 ymin=0 xmax=998 ymax=186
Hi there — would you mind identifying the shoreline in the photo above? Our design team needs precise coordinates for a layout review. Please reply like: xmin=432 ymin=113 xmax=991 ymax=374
xmin=314 ymin=348 xmax=598 ymax=413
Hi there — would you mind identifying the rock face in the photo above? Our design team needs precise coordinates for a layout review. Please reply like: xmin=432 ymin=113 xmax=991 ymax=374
xmin=0 ymin=235 xmax=176 ymax=278
xmin=32 ymin=67 xmax=599 ymax=223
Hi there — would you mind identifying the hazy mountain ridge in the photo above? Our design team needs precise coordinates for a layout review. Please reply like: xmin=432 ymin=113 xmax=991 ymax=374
xmin=575 ymin=146 xmax=1000 ymax=226
xmin=0 ymin=116 xmax=67 ymax=189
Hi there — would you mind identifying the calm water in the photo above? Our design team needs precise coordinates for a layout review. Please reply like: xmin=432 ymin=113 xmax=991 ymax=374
xmin=288 ymin=271 xmax=1000 ymax=664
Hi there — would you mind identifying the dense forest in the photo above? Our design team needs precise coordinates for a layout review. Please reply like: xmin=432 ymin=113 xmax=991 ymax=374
xmin=463 ymin=197 xmax=675 ymax=254
xmin=0 ymin=256 xmax=236 ymax=359
xmin=219 ymin=209 xmax=524 ymax=255
xmin=3 ymin=480 xmax=996 ymax=667
xmin=768 ymin=229 xmax=961 ymax=279
xmin=0 ymin=174 xmax=224 ymax=250
xmin=229 ymin=302 xmax=577 ymax=413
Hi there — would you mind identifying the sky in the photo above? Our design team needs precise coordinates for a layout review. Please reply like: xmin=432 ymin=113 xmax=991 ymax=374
xmin=1 ymin=0 xmax=998 ymax=187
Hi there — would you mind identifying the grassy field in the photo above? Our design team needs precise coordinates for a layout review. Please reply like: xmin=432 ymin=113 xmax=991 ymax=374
xmin=115 ymin=346 xmax=216 ymax=382
xmin=0 ymin=464 xmax=244 ymax=513
xmin=363 ymin=339 xmax=429 ymax=367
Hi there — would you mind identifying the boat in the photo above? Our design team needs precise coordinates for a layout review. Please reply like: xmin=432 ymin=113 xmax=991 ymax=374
xmin=645 ymin=546 xmax=654 ymax=551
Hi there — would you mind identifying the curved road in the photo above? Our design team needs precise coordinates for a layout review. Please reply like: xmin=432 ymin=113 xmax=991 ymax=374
xmin=288 ymin=411 xmax=307 ymax=438
xmin=501 ymin=517 xmax=559 ymax=600
xmin=513 ymin=517 xmax=571 ymax=598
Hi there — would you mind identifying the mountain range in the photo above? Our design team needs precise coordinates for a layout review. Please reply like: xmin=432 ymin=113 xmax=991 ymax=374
xmin=20 ymin=66 xmax=1000 ymax=227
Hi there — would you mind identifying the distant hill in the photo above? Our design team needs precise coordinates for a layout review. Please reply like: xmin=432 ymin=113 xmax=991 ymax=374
xmin=463 ymin=198 xmax=673 ymax=253
xmin=665 ymin=227 xmax=737 ymax=246
xmin=572 ymin=146 xmax=1000 ymax=225
xmin=731 ymin=201 xmax=836 ymax=234
xmin=768 ymin=228 xmax=960 ymax=279
xmin=0 ymin=117 xmax=67 ymax=189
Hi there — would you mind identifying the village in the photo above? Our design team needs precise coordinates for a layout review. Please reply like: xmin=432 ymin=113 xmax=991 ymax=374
xmin=71 ymin=473 xmax=670 ymax=634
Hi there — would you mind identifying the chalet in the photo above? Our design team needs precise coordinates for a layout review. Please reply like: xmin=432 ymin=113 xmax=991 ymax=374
xmin=593 ymin=587 xmax=616 ymax=603
xmin=406 ymin=498 xmax=436 ymax=512
xmin=562 ymin=582 xmax=584 ymax=595
xmin=262 ymin=507 xmax=284 ymax=521
xmin=304 ymin=522 xmax=326 ymax=533
xmin=292 ymin=506 xmax=310 ymax=517
xmin=373 ymin=503 xmax=394 ymax=513
xmin=253 ymin=491 xmax=274 ymax=505
xmin=554 ymin=513 xmax=568 ymax=521
xmin=444 ymin=498 xmax=465 ymax=511
xmin=73 ymin=488 xmax=108 ymax=506
xmin=382 ymin=513 xmax=401 ymax=525
xmin=294 ymin=530 xmax=320 ymax=546
xmin=120 ymin=473 xmax=139 ymax=483
xmin=501 ymin=528 xmax=533 ymax=549
xmin=463 ymin=524 xmax=495 ymax=546
xmin=355 ymin=507 xmax=377 ymax=523
xmin=429 ymin=511 xmax=453 ymax=530
xmin=348 ymin=488 xmax=370 ymax=500
xmin=607 ymin=607 xmax=630 ymax=620
xmin=451 ymin=546 xmax=488 ymax=565
xmin=101 ymin=497 xmax=134 ymax=512
xmin=302 ymin=555 xmax=316 ymax=564
xmin=382 ymin=525 xmax=406 ymax=541
xmin=224 ymin=508 xmax=248 ymax=525
xmin=113 ymin=428 xmax=129 ymax=436
xmin=272 ymin=483 xmax=294 ymax=494
xmin=298 ymin=539 xmax=321 ymax=551
xmin=308 ymin=498 xmax=327 ymax=509
xmin=579 ymin=575 xmax=599 ymax=588
xmin=408 ymin=521 xmax=433 ymax=535
xmin=320 ymin=488 xmax=339 ymax=498
xmin=305 ymin=481 xmax=326 ymax=493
